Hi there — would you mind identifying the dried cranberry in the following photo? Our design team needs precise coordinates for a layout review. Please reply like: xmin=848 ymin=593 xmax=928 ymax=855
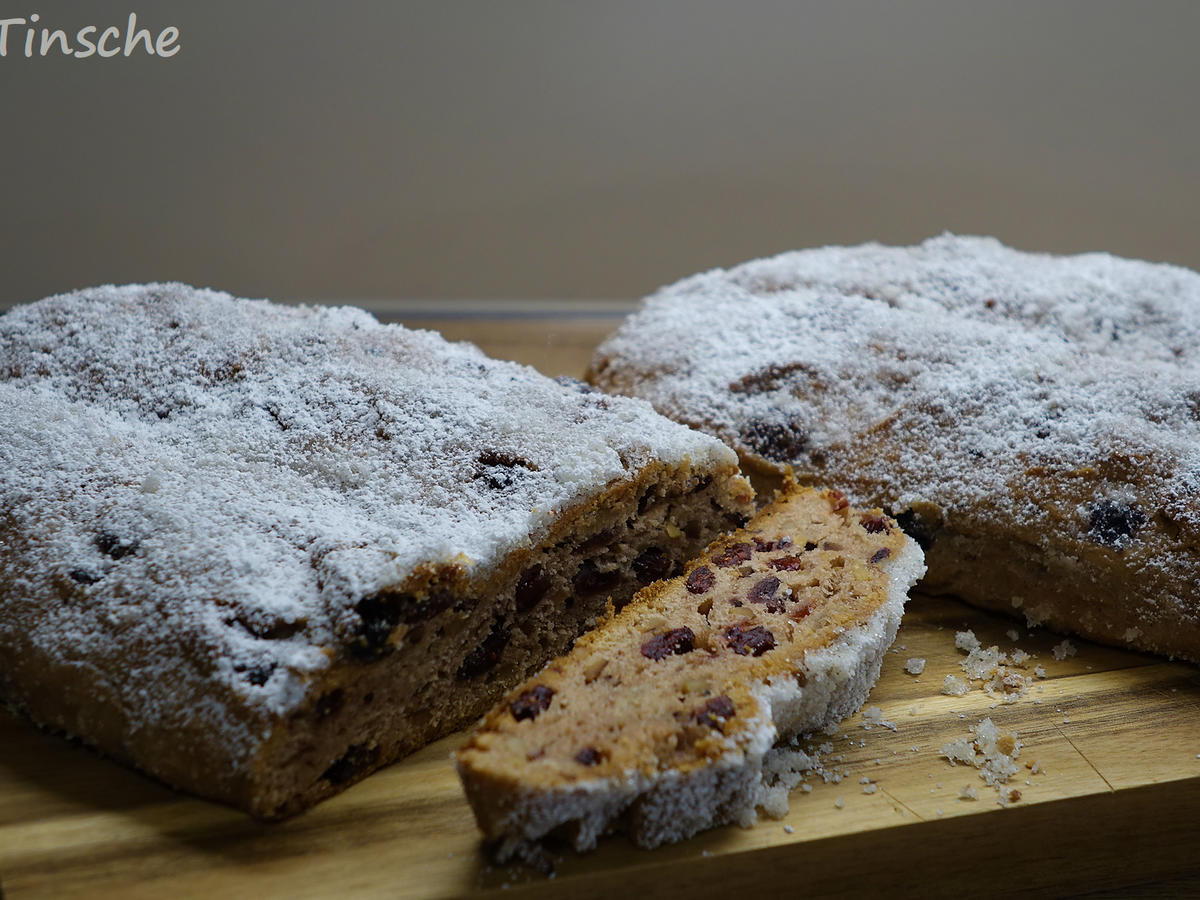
xmin=510 ymin=685 xmax=556 ymax=721
xmin=686 ymin=566 xmax=716 ymax=594
xmin=632 ymin=546 xmax=672 ymax=584
xmin=641 ymin=627 xmax=696 ymax=661
xmin=860 ymin=514 xmax=890 ymax=534
xmin=713 ymin=542 xmax=753 ymax=568
xmin=515 ymin=565 xmax=551 ymax=613
xmin=321 ymin=743 xmax=381 ymax=785
xmin=457 ymin=617 xmax=511 ymax=679
xmin=349 ymin=590 xmax=452 ymax=662
xmin=235 ymin=662 xmax=275 ymax=686
xmin=696 ymin=695 xmax=737 ymax=730
xmin=724 ymin=511 xmax=751 ymax=529
xmin=574 ymin=746 xmax=605 ymax=766
xmin=475 ymin=450 xmax=537 ymax=490
xmin=725 ymin=623 xmax=776 ymax=657
xmin=95 ymin=531 xmax=139 ymax=560
xmin=769 ymin=555 xmax=805 ymax=571
xmin=828 ymin=491 xmax=849 ymax=511
xmin=348 ymin=594 xmax=403 ymax=661
xmin=68 ymin=568 xmax=100 ymax=585
xmin=1087 ymin=500 xmax=1147 ymax=548
xmin=753 ymin=537 xmax=776 ymax=552
xmin=739 ymin=418 xmax=810 ymax=462
xmin=573 ymin=560 xmax=621 ymax=597
xmin=747 ymin=575 xmax=785 ymax=612
xmin=790 ymin=601 xmax=814 ymax=620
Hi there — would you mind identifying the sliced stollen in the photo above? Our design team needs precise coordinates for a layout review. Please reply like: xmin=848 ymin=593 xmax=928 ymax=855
xmin=455 ymin=484 xmax=925 ymax=854
xmin=0 ymin=283 xmax=754 ymax=818
xmin=587 ymin=235 xmax=1200 ymax=662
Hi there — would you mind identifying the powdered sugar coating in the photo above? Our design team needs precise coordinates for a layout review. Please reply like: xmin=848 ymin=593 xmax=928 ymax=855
xmin=590 ymin=235 xmax=1200 ymax=656
xmin=0 ymin=283 xmax=738 ymax=762
xmin=594 ymin=235 xmax=1200 ymax=504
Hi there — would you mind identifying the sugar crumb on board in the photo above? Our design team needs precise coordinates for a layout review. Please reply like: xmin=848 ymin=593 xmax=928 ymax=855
xmin=940 ymin=717 xmax=1024 ymax=805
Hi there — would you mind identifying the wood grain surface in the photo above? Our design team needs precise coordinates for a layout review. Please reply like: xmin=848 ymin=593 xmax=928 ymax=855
xmin=3 ymin=313 xmax=1199 ymax=899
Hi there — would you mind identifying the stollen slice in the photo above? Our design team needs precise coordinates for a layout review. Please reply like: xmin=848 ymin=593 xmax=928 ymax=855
xmin=455 ymin=483 xmax=925 ymax=854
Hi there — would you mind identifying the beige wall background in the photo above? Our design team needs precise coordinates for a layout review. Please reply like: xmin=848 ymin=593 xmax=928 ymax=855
xmin=1 ymin=1 xmax=1197 ymax=309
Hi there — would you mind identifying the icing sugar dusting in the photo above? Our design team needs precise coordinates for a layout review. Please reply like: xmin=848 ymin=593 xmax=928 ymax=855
xmin=0 ymin=283 xmax=735 ymax=760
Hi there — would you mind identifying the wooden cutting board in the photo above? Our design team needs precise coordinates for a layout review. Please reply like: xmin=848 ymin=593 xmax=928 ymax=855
xmin=3 ymin=312 xmax=1199 ymax=899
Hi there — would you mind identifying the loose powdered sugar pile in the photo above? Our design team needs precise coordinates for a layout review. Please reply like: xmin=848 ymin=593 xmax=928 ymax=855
xmin=0 ymin=284 xmax=736 ymax=762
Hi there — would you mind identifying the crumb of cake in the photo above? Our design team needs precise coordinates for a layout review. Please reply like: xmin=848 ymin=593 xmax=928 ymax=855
xmin=1006 ymin=629 xmax=1020 ymax=641
xmin=1009 ymin=648 xmax=1032 ymax=666
xmin=904 ymin=657 xmax=926 ymax=675
xmin=1051 ymin=639 xmax=1077 ymax=661
xmin=783 ymin=824 xmax=795 ymax=834
xmin=862 ymin=784 xmax=877 ymax=795
xmin=960 ymin=644 xmax=1004 ymax=679
xmin=861 ymin=705 xmax=898 ymax=731
xmin=958 ymin=786 xmax=979 ymax=801
xmin=1034 ymin=665 xmax=1047 ymax=678
xmin=955 ymin=630 xmax=980 ymax=652
xmin=834 ymin=797 xmax=845 ymax=809
xmin=941 ymin=717 xmax=1023 ymax=799
xmin=942 ymin=675 xmax=971 ymax=697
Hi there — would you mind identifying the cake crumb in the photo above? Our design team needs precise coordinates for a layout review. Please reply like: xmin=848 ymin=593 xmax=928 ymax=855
xmin=1006 ymin=629 xmax=1020 ymax=641
xmin=955 ymin=630 xmax=980 ymax=652
xmin=1051 ymin=639 xmax=1077 ymax=661
xmin=1034 ymin=665 xmax=1047 ymax=678
xmin=904 ymin=657 xmax=926 ymax=675
xmin=941 ymin=717 xmax=1023 ymax=798
xmin=783 ymin=824 xmax=795 ymax=834
xmin=834 ymin=797 xmax=845 ymax=809
xmin=862 ymin=784 xmax=877 ymax=795
xmin=958 ymin=786 xmax=979 ymax=801
xmin=941 ymin=675 xmax=970 ymax=696
xmin=862 ymin=705 xmax=898 ymax=731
